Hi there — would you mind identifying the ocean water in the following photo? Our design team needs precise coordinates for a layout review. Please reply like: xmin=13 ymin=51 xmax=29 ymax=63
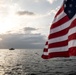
xmin=0 ymin=49 xmax=76 ymax=75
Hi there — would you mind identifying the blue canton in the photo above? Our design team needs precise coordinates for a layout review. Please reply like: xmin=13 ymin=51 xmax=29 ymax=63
xmin=64 ymin=0 xmax=76 ymax=19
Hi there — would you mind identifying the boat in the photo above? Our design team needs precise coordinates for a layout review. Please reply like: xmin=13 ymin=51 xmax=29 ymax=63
xmin=9 ymin=48 xmax=15 ymax=50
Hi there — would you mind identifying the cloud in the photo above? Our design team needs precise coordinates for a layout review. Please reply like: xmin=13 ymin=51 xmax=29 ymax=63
xmin=47 ymin=5 xmax=60 ymax=16
xmin=47 ymin=0 xmax=57 ymax=4
xmin=23 ymin=27 xmax=38 ymax=34
xmin=24 ymin=27 xmax=37 ymax=31
xmin=0 ymin=27 xmax=46 ymax=49
xmin=0 ymin=33 xmax=45 ymax=49
xmin=17 ymin=11 xmax=35 ymax=16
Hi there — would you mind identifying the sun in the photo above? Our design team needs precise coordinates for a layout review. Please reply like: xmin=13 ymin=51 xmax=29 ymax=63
xmin=0 ymin=14 xmax=20 ymax=34
xmin=0 ymin=1 xmax=21 ymax=34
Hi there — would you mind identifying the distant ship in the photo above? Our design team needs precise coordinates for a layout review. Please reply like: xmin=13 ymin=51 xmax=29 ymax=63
xmin=9 ymin=48 xmax=15 ymax=50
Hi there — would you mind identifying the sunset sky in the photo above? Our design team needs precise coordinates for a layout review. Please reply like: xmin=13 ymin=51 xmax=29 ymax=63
xmin=0 ymin=0 xmax=63 ymax=49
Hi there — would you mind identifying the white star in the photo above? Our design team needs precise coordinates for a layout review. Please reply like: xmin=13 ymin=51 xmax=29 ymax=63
xmin=69 ymin=4 xmax=72 ymax=7
xmin=64 ymin=4 xmax=66 ymax=8
xmin=68 ymin=10 xmax=71 ymax=14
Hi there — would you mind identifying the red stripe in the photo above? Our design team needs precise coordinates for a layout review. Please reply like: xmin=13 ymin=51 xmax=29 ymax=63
xmin=49 ymin=27 xmax=69 ymax=39
xmin=69 ymin=19 xmax=76 ymax=29
xmin=42 ymin=47 xmax=76 ymax=59
xmin=49 ymin=40 xmax=68 ymax=48
xmin=51 ymin=15 xmax=69 ymax=29
xmin=68 ymin=19 xmax=76 ymax=41
xmin=43 ymin=48 xmax=48 ymax=52
xmin=42 ymin=51 xmax=69 ymax=59
xmin=45 ymin=41 xmax=48 ymax=45
xmin=69 ymin=33 xmax=76 ymax=41
xmin=69 ymin=47 xmax=76 ymax=56
xmin=55 ymin=5 xmax=64 ymax=17
xmin=42 ymin=54 xmax=50 ymax=59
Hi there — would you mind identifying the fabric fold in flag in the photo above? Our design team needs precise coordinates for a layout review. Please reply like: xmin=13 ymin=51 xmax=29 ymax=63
xmin=42 ymin=0 xmax=76 ymax=59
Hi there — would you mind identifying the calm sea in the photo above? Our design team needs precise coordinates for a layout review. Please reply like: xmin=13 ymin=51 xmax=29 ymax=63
xmin=0 ymin=49 xmax=76 ymax=75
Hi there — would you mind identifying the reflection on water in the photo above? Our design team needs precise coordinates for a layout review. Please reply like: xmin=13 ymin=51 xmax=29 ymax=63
xmin=0 ymin=49 xmax=76 ymax=75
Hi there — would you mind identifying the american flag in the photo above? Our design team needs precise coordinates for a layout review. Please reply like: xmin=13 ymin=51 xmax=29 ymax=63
xmin=42 ymin=0 xmax=76 ymax=59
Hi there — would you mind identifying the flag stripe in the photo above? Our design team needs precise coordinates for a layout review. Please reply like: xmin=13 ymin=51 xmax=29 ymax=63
xmin=69 ymin=19 xmax=76 ymax=29
xmin=51 ymin=15 xmax=69 ymax=29
xmin=44 ymin=46 xmax=68 ymax=53
xmin=49 ymin=23 xmax=76 ymax=44
xmin=69 ymin=33 xmax=76 ymax=41
xmin=44 ymin=45 xmax=48 ymax=49
xmin=49 ymin=34 xmax=67 ymax=44
xmin=49 ymin=32 xmax=76 ymax=45
xmin=68 ymin=26 xmax=76 ymax=36
xmin=43 ymin=52 xmax=49 ymax=55
xmin=49 ymin=40 xmax=68 ymax=48
xmin=42 ymin=51 xmax=69 ymax=59
xmin=55 ymin=5 xmax=64 ymax=17
xmin=53 ymin=11 xmax=66 ymax=23
xmin=50 ymin=19 xmax=72 ymax=34
xmin=42 ymin=36 xmax=76 ymax=59
xmin=48 ymin=46 xmax=68 ymax=53
xmin=49 ymin=27 xmax=69 ymax=39
xmin=69 ymin=47 xmax=76 ymax=56
xmin=50 ymin=17 xmax=75 ymax=35
xmin=44 ymin=40 xmax=76 ymax=54
xmin=49 ymin=51 xmax=69 ymax=57
xmin=68 ymin=40 xmax=76 ymax=48
xmin=45 ymin=41 xmax=48 ymax=45
xmin=44 ymin=48 xmax=48 ymax=52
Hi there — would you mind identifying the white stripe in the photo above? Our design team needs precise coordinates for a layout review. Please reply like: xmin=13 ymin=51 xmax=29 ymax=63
xmin=50 ymin=19 xmax=72 ymax=34
xmin=45 ymin=45 xmax=48 ymax=48
xmin=44 ymin=40 xmax=76 ymax=55
xmin=43 ymin=46 xmax=68 ymax=55
xmin=68 ymin=26 xmax=76 ymax=36
xmin=48 ymin=34 xmax=68 ymax=44
xmin=68 ymin=40 xmax=76 ymax=48
xmin=50 ymin=15 xmax=75 ymax=35
xmin=52 ymin=11 xmax=66 ymax=23
xmin=48 ymin=46 xmax=68 ymax=53
xmin=43 ymin=52 xmax=49 ymax=55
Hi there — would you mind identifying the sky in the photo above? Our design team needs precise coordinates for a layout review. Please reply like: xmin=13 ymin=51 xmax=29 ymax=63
xmin=0 ymin=0 xmax=63 ymax=49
